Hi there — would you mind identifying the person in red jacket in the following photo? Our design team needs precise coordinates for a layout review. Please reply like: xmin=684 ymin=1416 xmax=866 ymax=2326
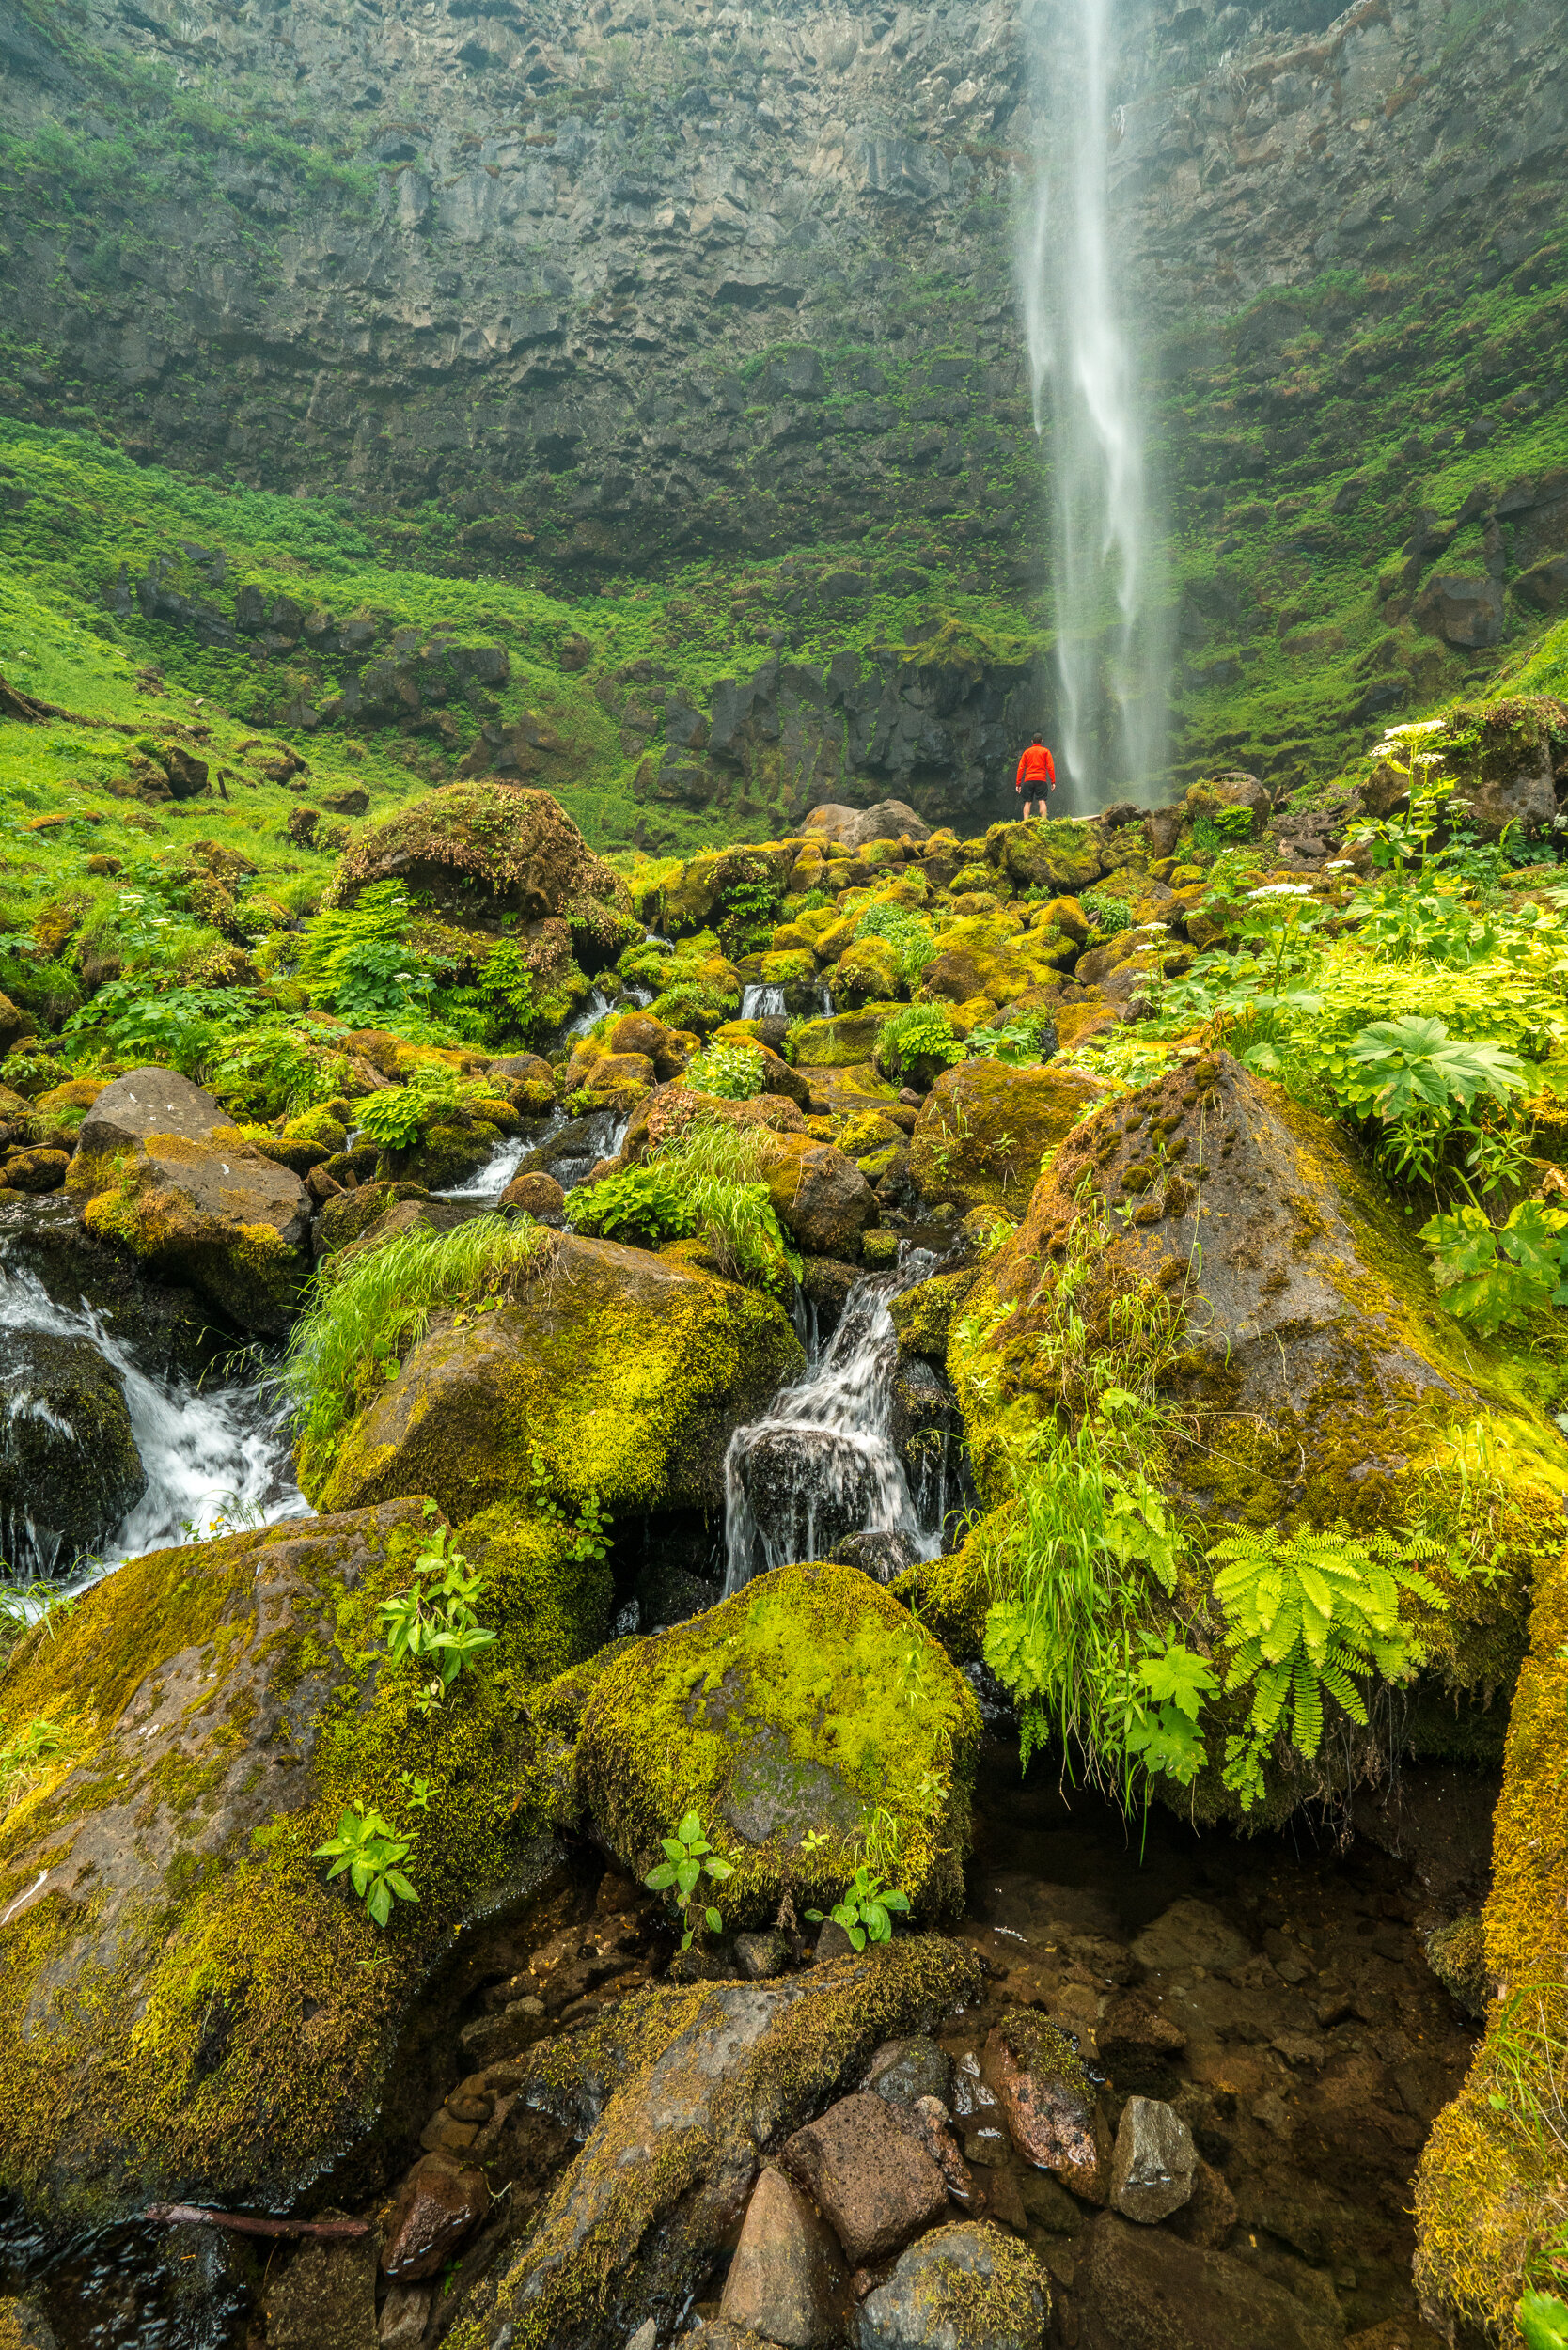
xmin=1015 ymin=735 xmax=1056 ymax=819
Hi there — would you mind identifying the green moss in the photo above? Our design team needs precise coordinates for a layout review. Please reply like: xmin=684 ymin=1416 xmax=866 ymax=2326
xmin=0 ymin=1498 xmax=594 ymax=2225
xmin=575 ymin=1562 xmax=980 ymax=1926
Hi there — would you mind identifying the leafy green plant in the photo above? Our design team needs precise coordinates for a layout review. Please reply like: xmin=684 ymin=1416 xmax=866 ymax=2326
xmin=718 ymin=874 xmax=783 ymax=958
xmin=354 ymin=1085 xmax=430 ymax=1151
xmin=207 ymin=1023 xmax=355 ymax=1120
xmin=1420 ymin=1199 xmax=1568 ymax=1334
xmin=966 ymin=1009 xmax=1058 ymax=1065
xmin=281 ymin=1213 xmax=552 ymax=1444
xmin=62 ymin=979 xmax=255 ymax=1073
xmin=377 ymin=1527 xmax=495 ymax=1697
xmin=875 ymin=1000 xmax=964 ymax=1080
xmin=313 ymin=1805 xmax=418 ymax=1929
xmin=564 ymin=1159 xmax=693 ymax=1246
xmin=806 ymin=1863 xmax=911 ymax=1951
xmin=1080 ymin=887 xmax=1133 ymax=936
xmin=1318 ymin=1014 xmax=1530 ymax=1191
xmin=855 ymin=901 xmax=936 ymax=983
xmin=685 ymin=1040 xmax=767 ymax=1100
xmin=293 ymin=882 xmax=445 ymax=1026
xmin=446 ymin=938 xmax=538 ymax=1045
xmin=1520 ymin=2292 xmax=1568 ymax=2350
xmin=525 ymin=1446 xmax=610 ymax=1562
xmin=1209 ymin=1527 xmax=1447 ymax=1811
xmin=652 ymin=1119 xmax=800 ymax=1291
xmin=644 ymin=1810 xmax=733 ymax=1950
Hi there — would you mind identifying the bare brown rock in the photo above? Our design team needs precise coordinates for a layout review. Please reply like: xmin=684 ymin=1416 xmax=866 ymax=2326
xmin=719 ymin=2167 xmax=847 ymax=2347
xmin=381 ymin=2154 xmax=491 ymax=2283
xmin=781 ymin=2091 xmax=949 ymax=2266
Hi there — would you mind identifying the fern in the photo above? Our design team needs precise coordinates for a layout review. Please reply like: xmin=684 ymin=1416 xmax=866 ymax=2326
xmin=1209 ymin=1526 xmax=1448 ymax=1809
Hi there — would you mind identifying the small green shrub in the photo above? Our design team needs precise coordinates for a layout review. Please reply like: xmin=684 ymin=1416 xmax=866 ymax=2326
xmin=1421 ymin=1199 xmax=1568 ymax=1334
xmin=564 ymin=1161 xmax=692 ymax=1247
xmin=806 ymin=1863 xmax=910 ymax=1951
xmin=645 ymin=1810 xmax=733 ymax=1951
xmin=314 ymin=1805 xmax=418 ymax=1930
xmin=354 ymin=1086 xmax=428 ymax=1151
xmin=876 ymin=1001 xmax=963 ymax=1079
xmin=1080 ymin=888 xmax=1133 ymax=937
xmin=684 ymin=1040 xmax=767 ymax=1100
xmin=654 ymin=1119 xmax=800 ymax=1292
xmin=377 ymin=1525 xmax=495 ymax=1700
xmin=1317 ymin=1014 xmax=1531 ymax=1191
xmin=855 ymin=901 xmax=935 ymax=982
xmin=966 ymin=1010 xmax=1058 ymax=1065
xmin=1209 ymin=1526 xmax=1447 ymax=1810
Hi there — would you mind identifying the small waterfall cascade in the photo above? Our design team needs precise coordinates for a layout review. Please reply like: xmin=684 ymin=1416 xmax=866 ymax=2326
xmin=1015 ymin=0 xmax=1168 ymax=805
xmin=0 ymin=1263 xmax=308 ymax=1584
xmin=563 ymin=987 xmax=613 ymax=1041
xmin=740 ymin=983 xmax=787 ymax=1020
xmin=722 ymin=1253 xmax=949 ymax=1596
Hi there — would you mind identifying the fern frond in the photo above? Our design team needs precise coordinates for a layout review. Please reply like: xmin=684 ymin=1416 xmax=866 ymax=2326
xmin=1292 ymin=1656 xmax=1324 ymax=1757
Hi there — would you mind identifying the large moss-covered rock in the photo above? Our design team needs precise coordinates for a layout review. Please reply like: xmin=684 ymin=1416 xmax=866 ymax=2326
xmin=949 ymin=1051 xmax=1568 ymax=1802
xmin=0 ymin=1499 xmax=601 ymax=2230
xmin=328 ymin=782 xmax=625 ymax=935
xmin=755 ymin=1130 xmax=880 ymax=1258
xmin=67 ymin=1066 xmax=311 ymax=1337
xmin=305 ymin=1231 xmax=802 ymax=1522
xmin=792 ymin=1008 xmax=901 ymax=1069
xmin=908 ymin=1061 xmax=1104 ymax=1214
xmin=1414 ymin=1534 xmax=1568 ymax=2337
xmin=984 ymin=818 xmax=1104 ymax=896
xmin=575 ymin=1562 xmax=980 ymax=1928
xmin=443 ymin=1940 xmax=982 ymax=2350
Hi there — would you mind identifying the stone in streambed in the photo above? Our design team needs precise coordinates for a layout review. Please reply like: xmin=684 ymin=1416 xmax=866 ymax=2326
xmin=0 ymin=1328 xmax=146 ymax=1569
xmin=575 ymin=1561 xmax=978 ymax=1930
xmin=855 ymin=2221 xmax=1049 ymax=2350
xmin=381 ymin=2154 xmax=491 ymax=2281
xmin=305 ymin=1230 xmax=801 ymax=1523
xmin=1074 ymin=2212 xmax=1342 ymax=2350
xmin=984 ymin=2010 xmax=1108 ymax=2201
xmin=1108 ymin=2096 xmax=1196 ymax=2222
xmin=864 ymin=2034 xmax=950 ymax=2107
xmin=719 ymin=2166 xmax=848 ymax=2346
xmin=68 ymin=1065 xmax=311 ymax=1336
xmin=477 ymin=1939 xmax=980 ymax=2350
xmin=263 ymin=2220 xmax=379 ymax=2350
xmin=781 ymin=2092 xmax=949 ymax=2265
xmin=499 ymin=1169 xmax=565 ymax=1216
xmin=908 ymin=1061 xmax=1103 ymax=1216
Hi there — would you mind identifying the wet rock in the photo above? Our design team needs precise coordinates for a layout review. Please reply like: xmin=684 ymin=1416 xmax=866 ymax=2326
xmin=264 ymin=2219 xmax=378 ymax=2348
xmin=0 ymin=1192 xmax=213 ymax=1380
xmin=757 ymin=1131 xmax=880 ymax=1258
xmin=984 ymin=2011 xmax=1107 ymax=2201
xmin=733 ymin=1928 xmax=792 ymax=1980
xmin=68 ymin=1065 xmax=311 ymax=1337
xmin=0 ymin=1498 xmax=570 ymax=2229
xmin=1130 ymin=1900 xmax=1250 ymax=1977
xmin=1074 ymin=2212 xmax=1342 ymax=2350
xmin=836 ymin=1529 xmax=920 ymax=1584
xmin=479 ymin=1939 xmax=980 ymax=2349
xmin=381 ymin=2154 xmax=491 ymax=2282
xmin=781 ymin=2091 xmax=949 ymax=2265
xmin=893 ymin=2092 xmax=974 ymax=2205
xmin=576 ymin=1562 xmax=978 ymax=1928
xmin=800 ymin=1254 xmax=860 ymax=1338
xmin=499 ymin=1169 xmax=565 ymax=1217
xmin=864 ymin=2034 xmax=950 ymax=2107
xmin=1167 ymin=2157 xmax=1238 ymax=2250
xmin=0 ymin=1329 xmax=145 ymax=1572
xmin=719 ymin=2165 xmax=848 ymax=2346
xmin=909 ymin=1062 xmax=1103 ymax=1215
xmin=855 ymin=2221 xmax=1049 ymax=2350
xmin=0 ymin=1148 xmax=69 ymax=1194
xmin=1096 ymin=1991 xmax=1188 ymax=2096
xmin=1109 ymin=2096 xmax=1196 ymax=2223
xmin=375 ymin=2282 xmax=432 ymax=2346
xmin=306 ymin=1230 xmax=801 ymax=1522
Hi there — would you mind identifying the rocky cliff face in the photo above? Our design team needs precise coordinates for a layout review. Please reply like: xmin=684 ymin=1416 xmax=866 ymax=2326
xmin=1 ymin=0 xmax=1565 ymax=817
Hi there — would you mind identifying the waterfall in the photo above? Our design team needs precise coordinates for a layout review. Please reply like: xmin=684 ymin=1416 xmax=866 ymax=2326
xmin=1016 ymin=0 xmax=1168 ymax=807
xmin=563 ymin=988 xmax=613 ymax=1041
xmin=721 ymin=1260 xmax=947 ymax=1597
xmin=0 ymin=1264 xmax=307 ymax=1584
xmin=740 ymin=983 xmax=787 ymax=1020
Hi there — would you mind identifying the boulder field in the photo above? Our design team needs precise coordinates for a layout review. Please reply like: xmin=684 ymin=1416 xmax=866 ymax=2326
xmin=2 ymin=774 xmax=1567 ymax=2348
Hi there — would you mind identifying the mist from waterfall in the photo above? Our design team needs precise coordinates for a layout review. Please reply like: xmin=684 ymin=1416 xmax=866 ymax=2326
xmin=1016 ymin=0 xmax=1168 ymax=808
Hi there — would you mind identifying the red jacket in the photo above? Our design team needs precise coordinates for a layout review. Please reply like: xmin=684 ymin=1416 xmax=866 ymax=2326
xmin=1016 ymin=743 xmax=1056 ymax=791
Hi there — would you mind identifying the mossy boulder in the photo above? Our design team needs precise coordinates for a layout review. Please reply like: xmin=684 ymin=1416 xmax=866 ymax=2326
xmin=574 ymin=1562 xmax=980 ymax=1928
xmin=662 ymin=842 xmax=798 ymax=937
xmin=949 ymin=1051 xmax=1568 ymax=1808
xmin=984 ymin=818 xmax=1103 ymax=896
xmin=792 ymin=1007 xmax=900 ymax=1069
xmin=443 ymin=1937 xmax=981 ymax=2350
xmin=857 ymin=2222 xmax=1049 ymax=2350
xmin=0 ymin=1330 xmax=146 ymax=1571
xmin=753 ymin=1130 xmax=880 ymax=1258
xmin=908 ymin=1061 xmax=1105 ymax=1214
xmin=67 ymin=1066 xmax=311 ymax=1337
xmin=1414 ymin=1536 xmax=1568 ymax=2336
xmin=0 ymin=1499 xmax=599 ymax=2230
xmin=327 ymin=782 xmax=627 ymax=940
xmin=305 ymin=1231 xmax=803 ymax=1523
